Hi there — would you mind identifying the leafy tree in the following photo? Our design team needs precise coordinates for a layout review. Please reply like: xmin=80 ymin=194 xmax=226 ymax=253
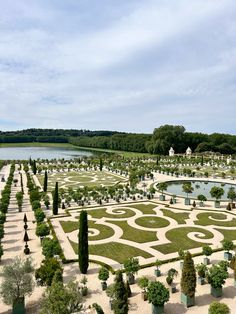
xmin=53 ymin=182 xmax=59 ymax=215
xmin=222 ymin=239 xmax=234 ymax=253
xmin=113 ymin=270 xmax=128 ymax=314
xmin=16 ymin=191 xmax=23 ymax=212
xmin=43 ymin=170 xmax=48 ymax=192
xmin=202 ymin=245 xmax=213 ymax=257
xmin=0 ymin=257 xmax=34 ymax=307
xmin=182 ymin=183 xmax=194 ymax=198
xmin=147 ymin=281 xmax=169 ymax=306
xmin=197 ymin=194 xmax=207 ymax=203
xmin=208 ymin=301 xmax=230 ymax=314
xmin=210 ymin=186 xmax=224 ymax=201
xmin=35 ymin=258 xmax=63 ymax=286
xmin=207 ymin=264 xmax=228 ymax=289
xmin=32 ymin=160 xmax=37 ymax=175
xmin=98 ymin=267 xmax=109 ymax=282
xmin=99 ymin=158 xmax=103 ymax=171
xmin=35 ymin=208 xmax=45 ymax=223
xmin=157 ymin=182 xmax=168 ymax=195
xmin=78 ymin=210 xmax=89 ymax=274
xmin=36 ymin=223 xmax=50 ymax=238
xmin=227 ymin=187 xmax=236 ymax=203
xmin=40 ymin=279 xmax=83 ymax=314
xmin=0 ymin=224 xmax=4 ymax=240
xmin=92 ymin=303 xmax=104 ymax=314
xmin=181 ymin=251 xmax=196 ymax=297
xmin=42 ymin=237 xmax=61 ymax=258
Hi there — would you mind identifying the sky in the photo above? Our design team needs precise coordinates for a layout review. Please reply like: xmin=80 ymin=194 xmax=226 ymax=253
xmin=0 ymin=0 xmax=236 ymax=134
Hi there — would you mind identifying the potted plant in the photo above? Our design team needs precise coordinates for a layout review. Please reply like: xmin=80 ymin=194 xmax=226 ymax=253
xmin=208 ymin=301 xmax=230 ymax=314
xmin=202 ymin=245 xmax=213 ymax=265
xmin=196 ymin=263 xmax=207 ymax=285
xmin=227 ymin=187 xmax=236 ymax=209
xmin=106 ymin=283 xmax=115 ymax=310
xmin=210 ymin=186 xmax=224 ymax=208
xmin=123 ymin=257 xmax=140 ymax=285
xmin=98 ymin=267 xmax=109 ymax=291
xmin=180 ymin=251 xmax=196 ymax=307
xmin=197 ymin=194 xmax=207 ymax=207
xmin=166 ymin=268 xmax=178 ymax=293
xmin=172 ymin=195 xmax=177 ymax=204
xmin=157 ymin=182 xmax=168 ymax=201
xmin=80 ymin=276 xmax=88 ymax=296
xmin=182 ymin=182 xmax=193 ymax=205
xmin=147 ymin=281 xmax=169 ymax=314
xmin=137 ymin=276 xmax=149 ymax=301
xmin=222 ymin=239 xmax=234 ymax=261
xmin=154 ymin=259 xmax=162 ymax=277
xmin=207 ymin=263 xmax=228 ymax=298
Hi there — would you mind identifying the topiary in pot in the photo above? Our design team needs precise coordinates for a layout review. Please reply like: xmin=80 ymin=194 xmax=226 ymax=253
xmin=196 ymin=263 xmax=207 ymax=285
xmin=180 ymin=251 xmax=196 ymax=307
xmin=166 ymin=268 xmax=178 ymax=293
xmin=98 ymin=267 xmax=109 ymax=291
xmin=207 ymin=263 xmax=228 ymax=298
xmin=202 ymin=245 xmax=213 ymax=265
xmin=222 ymin=239 xmax=234 ymax=261
xmin=208 ymin=301 xmax=230 ymax=314
xmin=137 ymin=276 xmax=149 ymax=301
xmin=123 ymin=257 xmax=140 ymax=285
xmin=154 ymin=259 xmax=162 ymax=277
xmin=147 ymin=281 xmax=169 ymax=314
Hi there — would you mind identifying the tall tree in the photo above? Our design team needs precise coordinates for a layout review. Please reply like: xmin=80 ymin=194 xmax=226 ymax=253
xmin=181 ymin=251 xmax=196 ymax=297
xmin=43 ymin=171 xmax=48 ymax=192
xmin=113 ymin=270 xmax=128 ymax=314
xmin=99 ymin=158 xmax=103 ymax=171
xmin=32 ymin=160 xmax=37 ymax=175
xmin=78 ymin=210 xmax=89 ymax=274
xmin=52 ymin=182 xmax=59 ymax=215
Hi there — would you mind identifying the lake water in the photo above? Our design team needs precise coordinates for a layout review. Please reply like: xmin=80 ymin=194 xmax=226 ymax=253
xmin=164 ymin=180 xmax=236 ymax=201
xmin=0 ymin=146 xmax=96 ymax=160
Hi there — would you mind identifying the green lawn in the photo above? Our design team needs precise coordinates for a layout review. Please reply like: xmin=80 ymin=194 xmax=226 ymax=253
xmin=110 ymin=220 xmax=158 ymax=243
xmin=135 ymin=216 xmax=170 ymax=228
xmin=215 ymin=229 xmax=236 ymax=242
xmin=195 ymin=212 xmax=236 ymax=227
xmin=128 ymin=203 xmax=157 ymax=215
xmin=153 ymin=227 xmax=214 ymax=254
xmin=160 ymin=208 xmax=189 ymax=224
xmin=86 ymin=207 xmax=136 ymax=219
xmin=60 ymin=220 xmax=115 ymax=240
xmin=70 ymin=240 xmax=153 ymax=263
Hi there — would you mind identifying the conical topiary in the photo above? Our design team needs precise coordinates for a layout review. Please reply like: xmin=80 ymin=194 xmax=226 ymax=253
xmin=23 ymin=231 xmax=29 ymax=243
xmin=181 ymin=251 xmax=196 ymax=297
xmin=23 ymin=214 xmax=28 ymax=223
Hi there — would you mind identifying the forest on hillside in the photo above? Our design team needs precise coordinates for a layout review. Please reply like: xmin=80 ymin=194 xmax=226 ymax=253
xmin=0 ymin=126 xmax=235 ymax=155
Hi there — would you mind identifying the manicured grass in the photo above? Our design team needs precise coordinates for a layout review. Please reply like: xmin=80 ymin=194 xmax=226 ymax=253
xmin=86 ymin=207 xmax=136 ymax=219
xmin=195 ymin=212 xmax=236 ymax=227
xmin=160 ymin=208 xmax=189 ymax=224
xmin=70 ymin=240 xmax=153 ymax=263
xmin=110 ymin=220 xmax=158 ymax=243
xmin=128 ymin=203 xmax=157 ymax=215
xmin=153 ymin=227 xmax=214 ymax=254
xmin=135 ymin=216 xmax=170 ymax=228
xmin=38 ymin=170 xmax=126 ymax=190
xmin=60 ymin=220 xmax=114 ymax=240
xmin=215 ymin=228 xmax=236 ymax=242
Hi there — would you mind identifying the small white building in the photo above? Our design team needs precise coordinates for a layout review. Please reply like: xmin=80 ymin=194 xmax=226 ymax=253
xmin=169 ymin=147 xmax=175 ymax=157
xmin=186 ymin=147 xmax=192 ymax=156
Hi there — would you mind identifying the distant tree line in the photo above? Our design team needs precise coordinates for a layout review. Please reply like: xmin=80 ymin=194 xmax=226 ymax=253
xmin=0 ymin=126 xmax=236 ymax=155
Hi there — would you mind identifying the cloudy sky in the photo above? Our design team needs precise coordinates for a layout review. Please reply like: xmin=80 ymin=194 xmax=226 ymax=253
xmin=0 ymin=0 xmax=236 ymax=134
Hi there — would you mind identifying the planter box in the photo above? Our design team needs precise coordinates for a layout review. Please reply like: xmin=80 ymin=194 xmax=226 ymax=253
xmin=181 ymin=293 xmax=195 ymax=307
xmin=198 ymin=277 xmax=205 ymax=285
xmin=211 ymin=286 xmax=222 ymax=298
xmin=185 ymin=198 xmax=191 ymax=205
xmin=154 ymin=268 xmax=161 ymax=277
xmin=169 ymin=285 xmax=177 ymax=293
xmin=109 ymin=299 xmax=114 ymax=310
xmin=127 ymin=273 xmax=135 ymax=285
xmin=101 ymin=281 xmax=107 ymax=291
xmin=224 ymin=252 xmax=232 ymax=261
xmin=231 ymin=203 xmax=235 ymax=209
xmin=13 ymin=298 xmax=25 ymax=314
xmin=199 ymin=202 xmax=204 ymax=207
xmin=152 ymin=304 xmax=164 ymax=314
xmin=180 ymin=261 xmax=184 ymax=270
xmin=203 ymin=257 xmax=210 ymax=265
xmin=172 ymin=199 xmax=176 ymax=204
xmin=215 ymin=201 xmax=220 ymax=208
xmin=159 ymin=195 xmax=165 ymax=201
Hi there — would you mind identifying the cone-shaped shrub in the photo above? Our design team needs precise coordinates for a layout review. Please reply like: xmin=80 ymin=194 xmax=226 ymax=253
xmin=78 ymin=210 xmax=88 ymax=274
xmin=181 ymin=251 xmax=196 ymax=297
xmin=52 ymin=182 xmax=58 ymax=215
xmin=113 ymin=271 xmax=128 ymax=314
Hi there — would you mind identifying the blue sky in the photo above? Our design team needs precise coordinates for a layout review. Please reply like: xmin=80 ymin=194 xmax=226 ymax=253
xmin=0 ymin=0 xmax=236 ymax=134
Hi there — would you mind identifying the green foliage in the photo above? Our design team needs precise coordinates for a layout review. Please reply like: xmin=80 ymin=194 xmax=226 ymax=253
xmin=52 ymin=182 xmax=59 ymax=215
xmin=210 ymin=186 xmax=224 ymax=200
xmin=36 ymin=223 xmax=50 ymax=238
xmin=180 ymin=251 xmax=196 ymax=297
xmin=147 ymin=281 xmax=169 ymax=306
xmin=157 ymin=182 xmax=168 ymax=194
xmin=0 ymin=224 xmax=4 ymax=239
xmin=42 ymin=237 xmax=61 ymax=258
xmin=208 ymin=302 xmax=230 ymax=314
xmin=78 ymin=210 xmax=89 ymax=274
xmin=0 ymin=257 xmax=34 ymax=305
xmin=32 ymin=200 xmax=41 ymax=210
xmin=92 ymin=303 xmax=105 ymax=314
xmin=35 ymin=208 xmax=45 ymax=223
xmin=137 ymin=276 xmax=149 ymax=291
xmin=125 ymin=281 xmax=132 ymax=298
xmin=35 ymin=258 xmax=63 ymax=286
xmin=182 ymin=182 xmax=194 ymax=197
xmin=40 ymin=280 xmax=83 ymax=314
xmin=113 ymin=271 xmax=128 ymax=314
xmin=196 ymin=263 xmax=207 ymax=278
xmin=202 ymin=245 xmax=213 ymax=257
xmin=207 ymin=263 xmax=228 ymax=288
xmin=222 ymin=239 xmax=234 ymax=252
xmin=197 ymin=194 xmax=207 ymax=202
xmin=15 ymin=191 xmax=23 ymax=211
xmin=43 ymin=171 xmax=48 ymax=192
xmin=98 ymin=267 xmax=109 ymax=281
xmin=123 ymin=257 xmax=140 ymax=275
xmin=0 ymin=244 xmax=3 ymax=258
